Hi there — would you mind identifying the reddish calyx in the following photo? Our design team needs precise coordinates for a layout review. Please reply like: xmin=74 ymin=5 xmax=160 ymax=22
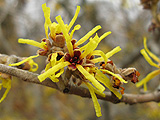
xmin=65 ymin=50 xmax=83 ymax=70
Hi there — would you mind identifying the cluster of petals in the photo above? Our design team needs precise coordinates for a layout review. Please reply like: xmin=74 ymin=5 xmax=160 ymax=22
xmin=9 ymin=3 xmax=127 ymax=117
xmin=136 ymin=37 xmax=160 ymax=91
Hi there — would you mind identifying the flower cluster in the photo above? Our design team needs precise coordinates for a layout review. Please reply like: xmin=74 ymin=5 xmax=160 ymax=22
xmin=136 ymin=37 xmax=160 ymax=91
xmin=9 ymin=3 xmax=140 ymax=117
xmin=0 ymin=55 xmax=38 ymax=103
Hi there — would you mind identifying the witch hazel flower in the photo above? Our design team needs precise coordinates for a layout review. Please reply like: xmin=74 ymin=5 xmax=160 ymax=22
xmin=136 ymin=37 xmax=160 ymax=91
xmin=8 ymin=3 xmax=136 ymax=117
xmin=0 ymin=73 xmax=11 ymax=103
xmin=37 ymin=4 xmax=128 ymax=117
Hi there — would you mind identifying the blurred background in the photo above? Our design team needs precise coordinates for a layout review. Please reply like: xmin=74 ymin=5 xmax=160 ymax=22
xmin=0 ymin=0 xmax=160 ymax=119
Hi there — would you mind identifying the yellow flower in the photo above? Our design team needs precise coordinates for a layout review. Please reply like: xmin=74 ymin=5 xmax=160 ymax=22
xmin=0 ymin=74 xmax=11 ymax=103
xmin=38 ymin=4 xmax=126 ymax=117
xmin=136 ymin=37 xmax=160 ymax=91
xmin=9 ymin=54 xmax=39 ymax=72
xmin=12 ymin=3 xmax=125 ymax=117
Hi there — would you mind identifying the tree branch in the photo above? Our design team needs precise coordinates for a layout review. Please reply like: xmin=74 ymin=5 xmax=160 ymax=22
xmin=0 ymin=63 xmax=160 ymax=105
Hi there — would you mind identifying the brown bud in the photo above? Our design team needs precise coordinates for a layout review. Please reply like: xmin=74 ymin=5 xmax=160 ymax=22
xmin=51 ymin=34 xmax=66 ymax=48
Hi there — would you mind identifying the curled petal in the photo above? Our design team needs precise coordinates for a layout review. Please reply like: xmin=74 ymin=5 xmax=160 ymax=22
xmin=136 ymin=69 xmax=160 ymax=87
xmin=85 ymin=82 xmax=102 ymax=117
xmin=18 ymin=39 xmax=47 ymax=50
xmin=50 ymin=53 xmax=58 ymax=67
xmin=143 ymin=82 xmax=147 ymax=92
xmin=75 ymin=25 xmax=102 ymax=47
xmin=143 ymin=37 xmax=160 ymax=63
xmin=68 ymin=6 xmax=81 ymax=33
xmin=49 ymin=23 xmax=62 ymax=38
xmin=0 ymin=78 xmax=11 ymax=103
xmin=28 ymin=59 xmax=38 ymax=72
xmin=56 ymin=15 xmax=74 ymax=57
xmin=9 ymin=54 xmax=39 ymax=67
xmin=38 ymin=62 xmax=70 ymax=82
xmin=99 ymin=31 xmax=111 ymax=42
xmin=76 ymin=65 xmax=105 ymax=93
xmin=90 ymin=50 xmax=108 ymax=64
xmin=49 ymin=75 xmax=59 ymax=82
xmin=100 ymin=69 xmax=128 ymax=83
xmin=91 ymin=46 xmax=121 ymax=63
xmin=95 ymin=69 xmax=122 ymax=99
xmin=45 ymin=53 xmax=57 ymax=71
xmin=55 ymin=68 xmax=64 ymax=78
xmin=42 ymin=3 xmax=52 ymax=39
xmin=140 ymin=49 xmax=159 ymax=68
xmin=80 ymin=35 xmax=99 ymax=59
xmin=70 ymin=24 xmax=81 ymax=39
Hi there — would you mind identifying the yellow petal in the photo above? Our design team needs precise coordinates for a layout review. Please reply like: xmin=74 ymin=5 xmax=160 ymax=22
xmin=99 ymin=31 xmax=111 ymax=42
xmin=75 ymin=25 xmax=102 ymax=47
xmin=136 ymin=69 xmax=160 ymax=87
xmin=80 ymin=34 xmax=100 ymax=59
xmin=143 ymin=82 xmax=147 ymax=92
xmin=144 ymin=37 xmax=160 ymax=63
xmin=100 ymin=69 xmax=127 ymax=83
xmin=38 ymin=62 xmax=70 ymax=82
xmin=56 ymin=15 xmax=74 ymax=57
xmin=81 ymin=32 xmax=111 ymax=59
xmin=91 ymin=46 xmax=121 ymax=63
xmin=28 ymin=59 xmax=38 ymax=72
xmin=87 ymin=82 xmax=105 ymax=97
xmin=49 ymin=75 xmax=59 ymax=82
xmin=0 ymin=83 xmax=2 ymax=90
xmin=90 ymin=50 xmax=108 ymax=64
xmin=42 ymin=3 xmax=52 ymax=39
xmin=0 ymin=79 xmax=11 ymax=103
xmin=57 ymin=56 xmax=65 ymax=63
xmin=79 ymin=43 xmax=89 ymax=52
xmin=45 ymin=62 xmax=51 ymax=71
xmin=9 ymin=54 xmax=39 ymax=67
xmin=70 ymin=24 xmax=81 ymax=39
xmin=67 ymin=6 xmax=80 ymax=33
xmin=95 ymin=69 xmax=122 ymax=99
xmin=55 ymin=68 xmax=64 ymax=78
xmin=105 ymin=46 xmax=121 ymax=58
xmin=85 ymin=82 xmax=102 ymax=117
xmin=50 ymin=53 xmax=58 ymax=67
xmin=18 ymin=39 xmax=47 ymax=49
xmin=45 ymin=53 xmax=57 ymax=71
xmin=76 ymin=65 xmax=105 ymax=93
xmin=140 ymin=49 xmax=159 ymax=68
xmin=50 ymin=22 xmax=63 ymax=38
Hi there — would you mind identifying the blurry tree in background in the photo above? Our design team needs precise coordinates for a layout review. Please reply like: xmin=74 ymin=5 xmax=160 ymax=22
xmin=0 ymin=0 xmax=160 ymax=120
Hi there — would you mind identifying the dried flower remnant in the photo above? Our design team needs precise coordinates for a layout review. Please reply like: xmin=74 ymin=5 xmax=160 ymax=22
xmin=100 ymin=58 xmax=140 ymax=94
xmin=136 ymin=37 xmax=160 ymax=91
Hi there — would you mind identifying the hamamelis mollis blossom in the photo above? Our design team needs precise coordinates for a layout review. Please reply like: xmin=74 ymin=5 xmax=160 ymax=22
xmin=1 ymin=56 xmax=39 ymax=103
xmin=0 ymin=73 xmax=11 ymax=103
xmin=38 ymin=4 xmax=126 ymax=117
xmin=9 ymin=55 xmax=39 ymax=72
xmin=136 ymin=37 xmax=160 ymax=91
xmin=9 ymin=3 xmax=131 ymax=117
